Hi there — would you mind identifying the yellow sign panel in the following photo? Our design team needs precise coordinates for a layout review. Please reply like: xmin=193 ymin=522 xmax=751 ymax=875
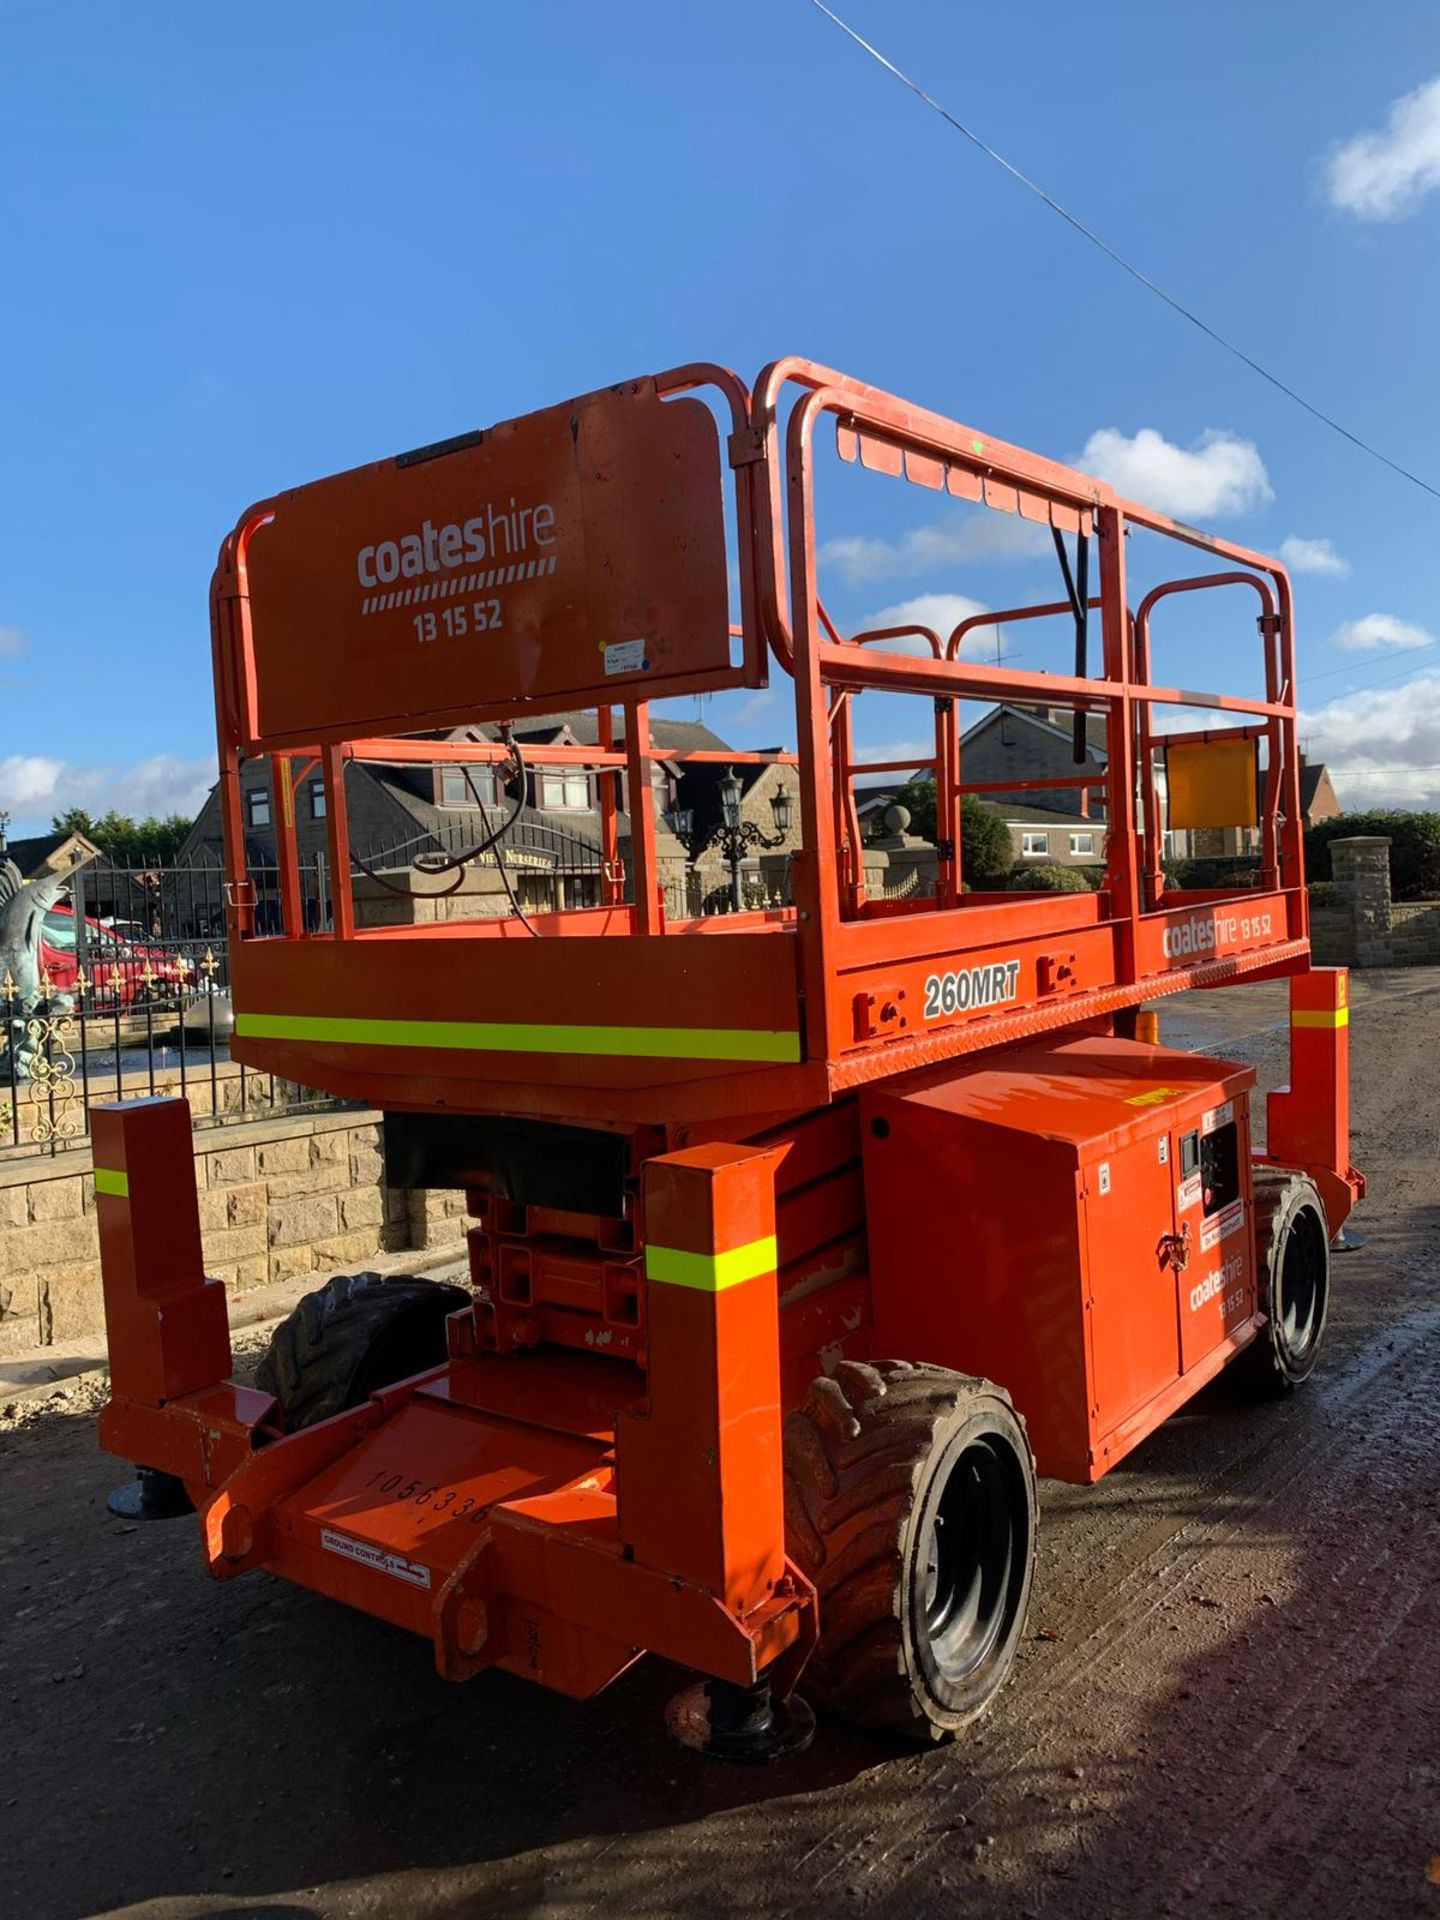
xmin=1166 ymin=736 xmax=1259 ymax=831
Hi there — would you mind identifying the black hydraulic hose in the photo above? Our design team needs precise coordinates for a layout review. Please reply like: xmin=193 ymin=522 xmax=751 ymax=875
xmin=1051 ymin=527 xmax=1091 ymax=764
xmin=1073 ymin=531 xmax=1090 ymax=765
xmin=411 ymin=734 xmax=527 ymax=872
xmin=346 ymin=732 xmax=534 ymax=910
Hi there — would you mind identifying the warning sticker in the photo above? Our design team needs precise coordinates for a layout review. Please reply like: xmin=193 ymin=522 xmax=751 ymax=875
xmin=320 ymin=1527 xmax=431 ymax=1590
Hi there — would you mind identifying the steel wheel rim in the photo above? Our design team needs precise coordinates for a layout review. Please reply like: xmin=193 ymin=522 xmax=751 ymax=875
xmin=1278 ymin=1206 xmax=1325 ymax=1362
xmin=920 ymin=1436 xmax=1021 ymax=1685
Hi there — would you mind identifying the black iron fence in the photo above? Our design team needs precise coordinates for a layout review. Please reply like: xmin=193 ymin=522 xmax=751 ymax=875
xmin=0 ymin=857 xmax=343 ymax=1161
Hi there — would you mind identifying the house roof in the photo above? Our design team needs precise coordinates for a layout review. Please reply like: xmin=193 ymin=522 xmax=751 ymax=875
xmin=2 ymin=829 xmax=101 ymax=877
xmin=1000 ymin=802 xmax=1105 ymax=829
xmin=961 ymin=703 xmax=1108 ymax=759
xmin=467 ymin=711 xmax=732 ymax=755
xmin=1299 ymin=763 xmax=1332 ymax=814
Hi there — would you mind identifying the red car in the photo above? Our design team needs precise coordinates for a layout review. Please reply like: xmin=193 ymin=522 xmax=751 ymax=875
xmin=39 ymin=905 xmax=185 ymax=1010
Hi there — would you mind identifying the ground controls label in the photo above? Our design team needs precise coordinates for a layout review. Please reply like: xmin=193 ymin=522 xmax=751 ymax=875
xmin=923 ymin=958 xmax=1021 ymax=1021
xmin=320 ymin=1527 xmax=431 ymax=1590
xmin=1200 ymin=1198 xmax=1246 ymax=1254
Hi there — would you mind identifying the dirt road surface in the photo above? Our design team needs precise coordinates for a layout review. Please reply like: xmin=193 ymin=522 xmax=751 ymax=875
xmin=3 ymin=973 xmax=1438 ymax=1920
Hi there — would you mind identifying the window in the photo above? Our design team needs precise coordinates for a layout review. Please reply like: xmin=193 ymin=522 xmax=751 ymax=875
xmin=1021 ymin=831 xmax=1049 ymax=857
xmin=309 ymin=781 xmax=327 ymax=820
xmin=246 ymin=786 xmax=271 ymax=829
xmin=439 ymin=766 xmax=497 ymax=808
xmin=539 ymin=770 xmax=590 ymax=811
xmin=42 ymin=909 xmax=76 ymax=952
xmin=1069 ymin=832 xmax=1094 ymax=856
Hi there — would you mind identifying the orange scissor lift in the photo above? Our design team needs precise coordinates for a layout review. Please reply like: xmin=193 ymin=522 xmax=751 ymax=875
xmin=97 ymin=358 xmax=1362 ymax=1758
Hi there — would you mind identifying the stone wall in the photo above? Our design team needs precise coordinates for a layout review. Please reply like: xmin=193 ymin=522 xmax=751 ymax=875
xmin=1308 ymin=835 xmax=1440 ymax=968
xmin=0 ymin=1108 xmax=469 ymax=1355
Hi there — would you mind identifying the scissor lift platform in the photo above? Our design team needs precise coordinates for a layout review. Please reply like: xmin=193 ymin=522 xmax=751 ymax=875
xmin=95 ymin=354 xmax=1360 ymax=1758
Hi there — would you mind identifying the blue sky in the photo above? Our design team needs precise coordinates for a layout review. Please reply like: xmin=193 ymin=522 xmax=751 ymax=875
xmin=2 ymin=0 xmax=1439 ymax=833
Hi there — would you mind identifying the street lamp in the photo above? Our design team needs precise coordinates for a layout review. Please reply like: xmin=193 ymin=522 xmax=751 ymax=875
xmin=713 ymin=767 xmax=791 ymax=912
xmin=665 ymin=773 xmax=795 ymax=913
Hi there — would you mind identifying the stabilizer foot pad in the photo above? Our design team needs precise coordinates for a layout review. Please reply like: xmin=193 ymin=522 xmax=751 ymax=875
xmin=107 ymin=1468 xmax=195 ymax=1521
xmin=666 ymin=1677 xmax=815 ymax=1764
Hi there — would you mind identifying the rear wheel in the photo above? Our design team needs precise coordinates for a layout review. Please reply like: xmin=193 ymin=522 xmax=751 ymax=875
xmin=1236 ymin=1169 xmax=1331 ymax=1394
xmin=784 ymin=1359 xmax=1037 ymax=1741
xmin=254 ymin=1271 xmax=471 ymax=1433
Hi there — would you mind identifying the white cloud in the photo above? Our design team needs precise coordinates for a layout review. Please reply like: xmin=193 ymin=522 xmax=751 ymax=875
xmin=1279 ymin=535 xmax=1349 ymax=577
xmin=860 ymin=592 xmax=1005 ymax=661
xmin=1078 ymin=426 xmax=1272 ymax=519
xmin=1301 ymin=672 xmax=1440 ymax=807
xmin=820 ymin=509 xmax=1048 ymax=585
xmin=1326 ymin=76 xmax=1440 ymax=220
xmin=851 ymin=738 xmax=937 ymax=769
xmin=0 ymin=752 xmax=217 ymax=830
xmin=1331 ymin=612 xmax=1434 ymax=652
xmin=0 ymin=627 xmax=27 ymax=657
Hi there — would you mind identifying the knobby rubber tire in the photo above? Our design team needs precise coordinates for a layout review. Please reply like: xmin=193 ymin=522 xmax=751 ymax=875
xmin=784 ymin=1359 xmax=1037 ymax=1742
xmin=1235 ymin=1169 xmax=1331 ymax=1395
xmin=254 ymin=1271 xmax=471 ymax=1433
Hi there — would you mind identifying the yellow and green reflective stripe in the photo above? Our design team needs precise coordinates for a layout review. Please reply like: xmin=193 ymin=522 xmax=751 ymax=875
xmin=93 ymin=1166 xmax=129 ymax=1198
xmin=645 ymin=1234 xmax=779 ymax=1293
xmin=1292 ymin=1007 xmax=1349 ymax=1029
xmin=235 ymin=1011 xmax=800 ymax=1065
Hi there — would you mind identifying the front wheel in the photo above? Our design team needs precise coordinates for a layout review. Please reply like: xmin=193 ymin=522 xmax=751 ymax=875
xmin=784 ymin=1360 xmax=1037 ymax=1742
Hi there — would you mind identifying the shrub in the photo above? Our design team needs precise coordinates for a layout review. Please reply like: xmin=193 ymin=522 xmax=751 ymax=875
xmin=900 ymin=782 xmax=1013 ymax=886
xmin=1307 ymin=880 xmax=1342 ymax=912
xmin=1305 ymin=811 xmax=1440 ymax=902
xmin=1165 ymin=856 xmax=1261 ymax=892
xmin=1006 ymin=863 xmax=1094 ymax=893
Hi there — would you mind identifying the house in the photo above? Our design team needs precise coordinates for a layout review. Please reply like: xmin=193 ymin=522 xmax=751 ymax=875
xmin=1000 ymin=803 xmax=1105 ymax=870
xmin=1300 ymin=760 xmax=1342 ymax=828
xmin=960 ymin=706 xmax=1108 ymax=822
xmin=850 ymin=708 xmax=1106 ymax=839
xmin=170 ymin=709 xmax=801 ymax=925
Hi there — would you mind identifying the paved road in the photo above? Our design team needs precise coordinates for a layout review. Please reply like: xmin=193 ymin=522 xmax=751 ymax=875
xmin=3 ymin=973 xmax=1437 ymax=1919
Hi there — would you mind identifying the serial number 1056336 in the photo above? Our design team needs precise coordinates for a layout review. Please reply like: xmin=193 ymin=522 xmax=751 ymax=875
xmin=414 ymin=599 xmax=502 ymax=644
xmin=367 ymin=1467 xmax=489 ymax=1522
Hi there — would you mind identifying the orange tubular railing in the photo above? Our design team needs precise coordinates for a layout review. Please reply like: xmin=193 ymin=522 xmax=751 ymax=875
xmin=210 ymin=355 xmax=1309 ymax=1117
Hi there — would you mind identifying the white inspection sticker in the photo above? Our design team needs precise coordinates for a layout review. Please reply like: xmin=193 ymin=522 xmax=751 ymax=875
xmin=320 ymin=1526 xmax=431 ymax=1590
xmin=603 ymin=638 xmax=648 ymax=676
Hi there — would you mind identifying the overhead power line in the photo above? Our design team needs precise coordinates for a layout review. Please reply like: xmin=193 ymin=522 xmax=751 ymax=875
xmin=1304 ymin=649 xmax=1440 ymax=691
xmin=1337 ymin=765 xmax=1440 ymax=776
xmin=806 ymin=1 xmax=1440 ymax=506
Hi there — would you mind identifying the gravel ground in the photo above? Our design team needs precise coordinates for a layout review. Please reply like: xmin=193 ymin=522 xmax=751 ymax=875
xmin=2 ymin=972 xmax=1437 ymax=1920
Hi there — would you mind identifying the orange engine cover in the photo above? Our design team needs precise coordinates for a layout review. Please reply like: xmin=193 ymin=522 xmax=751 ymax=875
xmin=860 ymin=1034 xmax=1258 ymax=1483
